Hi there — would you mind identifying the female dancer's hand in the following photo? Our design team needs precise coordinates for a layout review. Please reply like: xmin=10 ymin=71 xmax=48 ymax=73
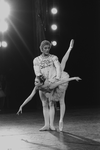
xmin=75 ymin=77 xmax=81 ymax=81
xmin=17 ymin=106 xmax=23 ymax=115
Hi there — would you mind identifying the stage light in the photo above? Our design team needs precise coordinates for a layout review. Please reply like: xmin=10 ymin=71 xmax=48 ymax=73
xmin=1 ymin=41 xmax=7 ymax=47
xmin=0 ymin=20 xmax=8 ymax=32
xmin=51 ymin=8 xmax=58 ymax=15
xmin=51 ymin=24 xmax=57 ymax=31
xmin=0 ymin=0 xmax=10 ymax=20
xmin=51 ymin=41 xmax=57 ymax=46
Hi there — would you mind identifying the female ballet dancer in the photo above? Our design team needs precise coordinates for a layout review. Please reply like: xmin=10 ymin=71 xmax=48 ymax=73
xmin=17 ymin=39 xmax=81 ymax=131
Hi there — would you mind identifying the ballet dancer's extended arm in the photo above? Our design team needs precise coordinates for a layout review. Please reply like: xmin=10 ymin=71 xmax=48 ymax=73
xmin=49 ymin=77 xmax=81 ymax=89
xmin=61 ymin=39 xmax=74 ymax=71
xmin=17 ymin=86 xmax=38 ymax=115
xmin=16 ymin=79 xmax=51 ymax=115
xmin=66 ymin=77 xmax=81 ymax=82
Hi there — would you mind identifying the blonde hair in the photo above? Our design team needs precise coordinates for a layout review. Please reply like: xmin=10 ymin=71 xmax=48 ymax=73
xmin=40 ymin=40 xmax=52 ymax=52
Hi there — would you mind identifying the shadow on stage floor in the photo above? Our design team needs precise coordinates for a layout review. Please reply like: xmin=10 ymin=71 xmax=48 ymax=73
xmin=49 ymin=131 xmax=100 ymax=150
xmin=20 ymin=131 xmax=100 ymax=150
xmin=0 ymin=108 xmax=100 ymax=150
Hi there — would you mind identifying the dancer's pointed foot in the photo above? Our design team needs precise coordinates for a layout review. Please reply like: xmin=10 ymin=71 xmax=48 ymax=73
xmin=39 ymin=125 xmax=49 ymax=131
xmin=59 ymin=121 xmax=63 ymax=131
xmin=50 ymin=125 xmax=56 ymax=131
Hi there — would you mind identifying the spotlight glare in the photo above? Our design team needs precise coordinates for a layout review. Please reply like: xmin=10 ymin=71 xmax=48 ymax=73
xmin=52 ymin=41 xmax=57 ymax=46
xmin=2 ymin=41 xmax=7 ymax=47
xmin=51 ymin=8 xmax=58 ymax=14
xmin=0 ymin=20 xmax=8 ymax=32
xmin=51 ymin=24 xmax=57 ymax=30
xmin=0 ymin=0 xmax=10 ymax=19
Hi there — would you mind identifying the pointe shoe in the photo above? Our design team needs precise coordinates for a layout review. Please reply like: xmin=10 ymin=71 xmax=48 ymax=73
xmin=50 ymin=125 xmax=56 ymax=131
xmin=39 ymin=125 xmax=49 ymax=131
xmin=59 ymin=121 xmax=63 ymax=131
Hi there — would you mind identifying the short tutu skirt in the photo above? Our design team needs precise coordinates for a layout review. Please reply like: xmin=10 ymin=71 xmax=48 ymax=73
xmin=42 ymin=71 xmax=69 ymax=102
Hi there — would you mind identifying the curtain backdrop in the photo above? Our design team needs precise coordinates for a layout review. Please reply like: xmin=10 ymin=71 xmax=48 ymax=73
xmin=32 ymin=0 xmax=52 ymax=56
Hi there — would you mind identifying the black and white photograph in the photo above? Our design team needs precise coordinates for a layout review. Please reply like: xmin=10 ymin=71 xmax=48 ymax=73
xmin=0 ymin=0 xmax=99 ymax=149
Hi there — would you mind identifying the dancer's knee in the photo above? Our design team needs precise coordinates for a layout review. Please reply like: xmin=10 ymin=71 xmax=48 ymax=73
xmin=59 ymin=98 xmax=65 ymax=106
xmin=49 ymin=101 xmax=54 ymax=107
xmin=42 ymin=100 xmax=48 ymax=108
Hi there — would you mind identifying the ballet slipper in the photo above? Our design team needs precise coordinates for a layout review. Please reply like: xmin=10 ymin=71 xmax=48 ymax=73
xmin=50 ymin=125 xmax=56 ymax=131
xmin=59 ymin=121 xmax=63 ymax=131
xmin=39 ymin=125 xmax=49 ymax=131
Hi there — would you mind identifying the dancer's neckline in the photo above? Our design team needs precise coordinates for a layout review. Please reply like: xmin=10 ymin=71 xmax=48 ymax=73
xmin=41 ymin=54 xmax=50 ymax=59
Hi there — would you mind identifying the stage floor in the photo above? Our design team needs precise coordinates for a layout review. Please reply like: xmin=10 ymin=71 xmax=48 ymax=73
xmin=0 ymin=108 xmax=100 ymax=150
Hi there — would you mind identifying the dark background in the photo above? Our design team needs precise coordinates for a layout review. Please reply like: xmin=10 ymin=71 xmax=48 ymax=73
xmin=0 ymin=0 xmax=99 ymax=112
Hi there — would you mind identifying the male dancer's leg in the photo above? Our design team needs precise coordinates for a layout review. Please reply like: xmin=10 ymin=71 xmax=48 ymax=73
xmin=49 ymin=100 xmax=56 ymax=130
xmin=39 ymin=91 xmax=49 ymax=131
